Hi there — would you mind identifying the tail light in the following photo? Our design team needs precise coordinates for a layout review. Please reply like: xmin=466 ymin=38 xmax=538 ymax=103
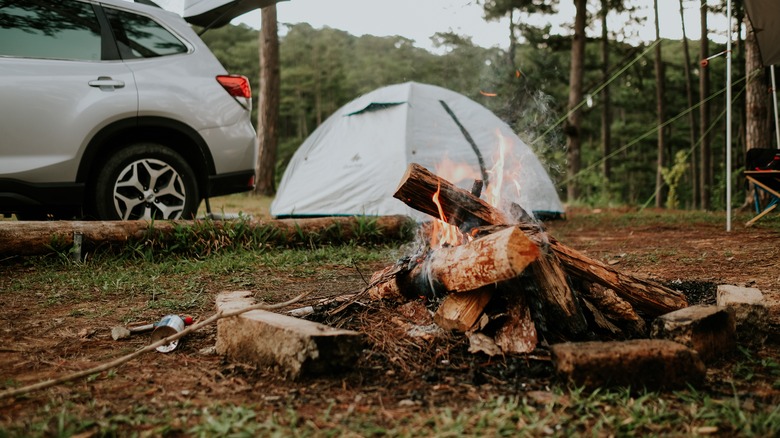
xmin=216 ymin=75 xmax=251 ymax=98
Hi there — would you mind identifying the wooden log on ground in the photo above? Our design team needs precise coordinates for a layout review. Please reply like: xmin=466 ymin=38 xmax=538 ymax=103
xmin=0 ymin=215 xmax=414 ymax=256
xmin=216 ymin=291 xmax=365 ymax=379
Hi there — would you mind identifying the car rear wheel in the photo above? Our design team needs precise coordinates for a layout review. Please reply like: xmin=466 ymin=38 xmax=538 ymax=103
xmin=94 ymin=143 xmax=199 ymax=220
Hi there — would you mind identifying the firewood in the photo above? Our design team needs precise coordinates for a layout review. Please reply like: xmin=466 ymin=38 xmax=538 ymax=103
xmin=580 ymin=285 xmax=647 ymax=337
xmin=393 ymin=163 xmax=508 ymax=229
xmin=433 ymin=287 xmax=494 ymax=332
xmin=427 ymin=226 xmax=539 ymax=293
xmin=393 ymin=163 xmax=588 ymax=339
xmin=493 ymin=291 xmax=538 ymax=354
xmin=549 ymin=237 xmax=687 ymax=315
xmin=392 ymin=162 xmax=688 ymax=318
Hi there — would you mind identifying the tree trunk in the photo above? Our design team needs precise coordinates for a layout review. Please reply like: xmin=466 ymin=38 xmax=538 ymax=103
xmin=654 ymin=0 xmax=667 ymax=208
xmin=699 ymin=0 xmax=712 ymax=210
xmin=600 ymin=0 xmax=612 ymax=182
xmin=679 ymin=0 xmax=698 ymax=209
xmin=254 ymin=5 xmax=281 ymax=196
xmin=566 ymin=0 xmax=587 ymax=202
xmin=744 ymin=17 xmax=771 ymax=209
xmin=745 ymin=18 xmax=770 ymax=153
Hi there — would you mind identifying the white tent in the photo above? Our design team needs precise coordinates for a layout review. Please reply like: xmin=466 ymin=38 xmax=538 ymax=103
xmin=271 ymin=82 xmax=564 ymax=220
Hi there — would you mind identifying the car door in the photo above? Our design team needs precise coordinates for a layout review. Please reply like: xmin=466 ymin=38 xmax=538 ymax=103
xmin=0 ymin=0 xmax=137 ymax=183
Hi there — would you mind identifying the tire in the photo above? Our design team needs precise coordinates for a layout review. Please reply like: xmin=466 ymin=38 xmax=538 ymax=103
xmin=94 ymin=143 xmax=199 ymax=220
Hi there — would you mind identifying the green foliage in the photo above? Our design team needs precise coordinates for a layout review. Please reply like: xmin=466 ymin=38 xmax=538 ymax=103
xmin=661 ymin=150 xmax=690 ymax=209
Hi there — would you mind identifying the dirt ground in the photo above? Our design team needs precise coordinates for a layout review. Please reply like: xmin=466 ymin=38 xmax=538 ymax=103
xmin=0 ymin=208 xmax=778 ymax=435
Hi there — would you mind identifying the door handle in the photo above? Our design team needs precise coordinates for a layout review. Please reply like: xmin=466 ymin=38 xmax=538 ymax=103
xmin=88 ymin=76 xmax=125 ymax=90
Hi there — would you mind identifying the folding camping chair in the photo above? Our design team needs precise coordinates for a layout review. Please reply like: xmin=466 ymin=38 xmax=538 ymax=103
xmin=744 ymin=148 xmax=780 ymax=226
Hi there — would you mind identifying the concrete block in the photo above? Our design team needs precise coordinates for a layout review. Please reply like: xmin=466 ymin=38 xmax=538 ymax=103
xmin=550 ymin=339 xmax=706 ymax=390
xmin=215 ymin=291 xmax=365 ymax=379
xmin=650 ymin=305 xmax=736 ymax=363
xmin=716 ymin=285 xmax=769 ymax=345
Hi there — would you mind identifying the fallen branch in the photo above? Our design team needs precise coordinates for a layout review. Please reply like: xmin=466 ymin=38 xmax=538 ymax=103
xmin=0 ymin=292 xmax=308 ymax=400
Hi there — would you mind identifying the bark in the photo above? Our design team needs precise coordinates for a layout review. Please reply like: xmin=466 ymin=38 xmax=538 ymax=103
xmin=679 ymin=0 xmax=698 ymax=208
xmin=600 ymin=0 xmax=612 ymax=181
xmin=699 ymin=0 xmax=712 ymax=210
xmin=548 ymin=236 xmax=688 ymax=315
xmin=745 ymin=19 xmax=770 ymax=154
xmin=393 ymin=163 xmax=509 ymax=228
xmin=255 ymin=5 xmax=281 ymax=196
xmin=654 ymin=0 xmax=667 ymax=208
xmin=565 ymin=0 xmax=587 ymax=202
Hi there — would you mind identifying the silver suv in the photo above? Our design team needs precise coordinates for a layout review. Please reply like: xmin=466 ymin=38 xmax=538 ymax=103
xmin=0 ymin=0 xmax=258 ymax=220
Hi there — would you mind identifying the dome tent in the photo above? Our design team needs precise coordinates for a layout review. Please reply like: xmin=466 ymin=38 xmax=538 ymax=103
xmin=271 ymin=82 xmax=564 ymax=221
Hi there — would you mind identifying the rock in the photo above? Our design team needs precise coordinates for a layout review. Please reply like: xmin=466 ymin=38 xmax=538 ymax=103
xmin=716 ymin=284 xmax=769 ymax=346
xmin=111 ymin=326 xmax=131 ymax=341
xmin=550 ymin=339 xmax=706 ymax=390
xmin=650 ymin=304 xmax=736 ymax=363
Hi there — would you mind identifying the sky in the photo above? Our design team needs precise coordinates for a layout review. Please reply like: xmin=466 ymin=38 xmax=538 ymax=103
xmin=231 ymin=0 xmax=732 ymax=54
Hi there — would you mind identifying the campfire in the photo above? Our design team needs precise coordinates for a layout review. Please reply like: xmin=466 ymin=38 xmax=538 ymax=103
xmin=362 ymin=162 xmax=689 ymax=355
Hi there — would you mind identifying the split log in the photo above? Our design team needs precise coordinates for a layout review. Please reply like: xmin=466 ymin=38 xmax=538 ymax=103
xmin=493 ymin=291 xmax=538 ymax=354
xmin=368 ymin=226 xmax=539 ymax=300
xmin=0 ymin=215 xmax=414 ymax=256
xmin=392 ymin=163 xmax=688 ymax=317
xmin=434 ymin=287 xmax=494 ymax=331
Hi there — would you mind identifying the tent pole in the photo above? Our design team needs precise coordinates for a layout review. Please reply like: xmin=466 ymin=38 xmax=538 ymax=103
xmin=726 ymin=0 xmax=732 ymax=232
xmin=772 ymin=66 xmax=780 ymax=149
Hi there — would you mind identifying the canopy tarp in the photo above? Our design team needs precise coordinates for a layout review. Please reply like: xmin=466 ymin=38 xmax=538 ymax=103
xmin=744 ymin=0 xmax=780 ymax=66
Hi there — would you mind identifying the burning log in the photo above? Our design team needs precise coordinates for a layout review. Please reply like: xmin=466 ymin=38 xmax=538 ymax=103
xmin=367 ymin=226 xmax=540 ymax=300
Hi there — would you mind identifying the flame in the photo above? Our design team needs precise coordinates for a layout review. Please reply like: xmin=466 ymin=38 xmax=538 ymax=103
xmin=435 ymin=157 xmax=480 ymax=184
xmin=485 ymin=133 xmax=508 ymax=207
xmin=430 ymin=182 xmax=464 ymax=249
xmin=427 ymin=130 xmax=523 ymax=249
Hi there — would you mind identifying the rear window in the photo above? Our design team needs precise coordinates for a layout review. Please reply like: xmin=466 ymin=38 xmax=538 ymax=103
xmin=0 ymin=0 xmax=102 ymax=61
xmin=105 ymin=7 xmax=188 ymax=59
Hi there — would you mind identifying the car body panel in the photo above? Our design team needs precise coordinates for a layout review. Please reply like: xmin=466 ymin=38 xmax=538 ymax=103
xmin=0 ymin=57 xmax=138 ymax=182
xmin=0 ymin=0 xmax=257 ymax=218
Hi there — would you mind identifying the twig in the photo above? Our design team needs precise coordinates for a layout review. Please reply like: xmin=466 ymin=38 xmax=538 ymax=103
xmin=0 ymin=292 xmax=308 ymax=400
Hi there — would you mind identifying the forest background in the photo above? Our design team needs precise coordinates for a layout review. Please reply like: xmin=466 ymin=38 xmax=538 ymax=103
xmin=198 ymin=0 xmax=767 ymax=213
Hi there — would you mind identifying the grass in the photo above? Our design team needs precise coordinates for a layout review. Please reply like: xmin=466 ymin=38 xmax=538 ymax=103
xmin=7 ymin=383 xmax=779 ymax=437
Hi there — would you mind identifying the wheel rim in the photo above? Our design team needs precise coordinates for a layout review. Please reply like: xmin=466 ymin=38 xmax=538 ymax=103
xmin=112 ymin=158 xmax=187 ymax=220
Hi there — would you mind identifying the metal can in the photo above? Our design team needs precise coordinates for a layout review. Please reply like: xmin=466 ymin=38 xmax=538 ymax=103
xmin=150 ymin=314 xmax=185 ymax=353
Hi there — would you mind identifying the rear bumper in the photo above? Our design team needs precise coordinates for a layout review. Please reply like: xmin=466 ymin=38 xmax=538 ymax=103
xmin=208 ymin=170 xmax=256 ymax=198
